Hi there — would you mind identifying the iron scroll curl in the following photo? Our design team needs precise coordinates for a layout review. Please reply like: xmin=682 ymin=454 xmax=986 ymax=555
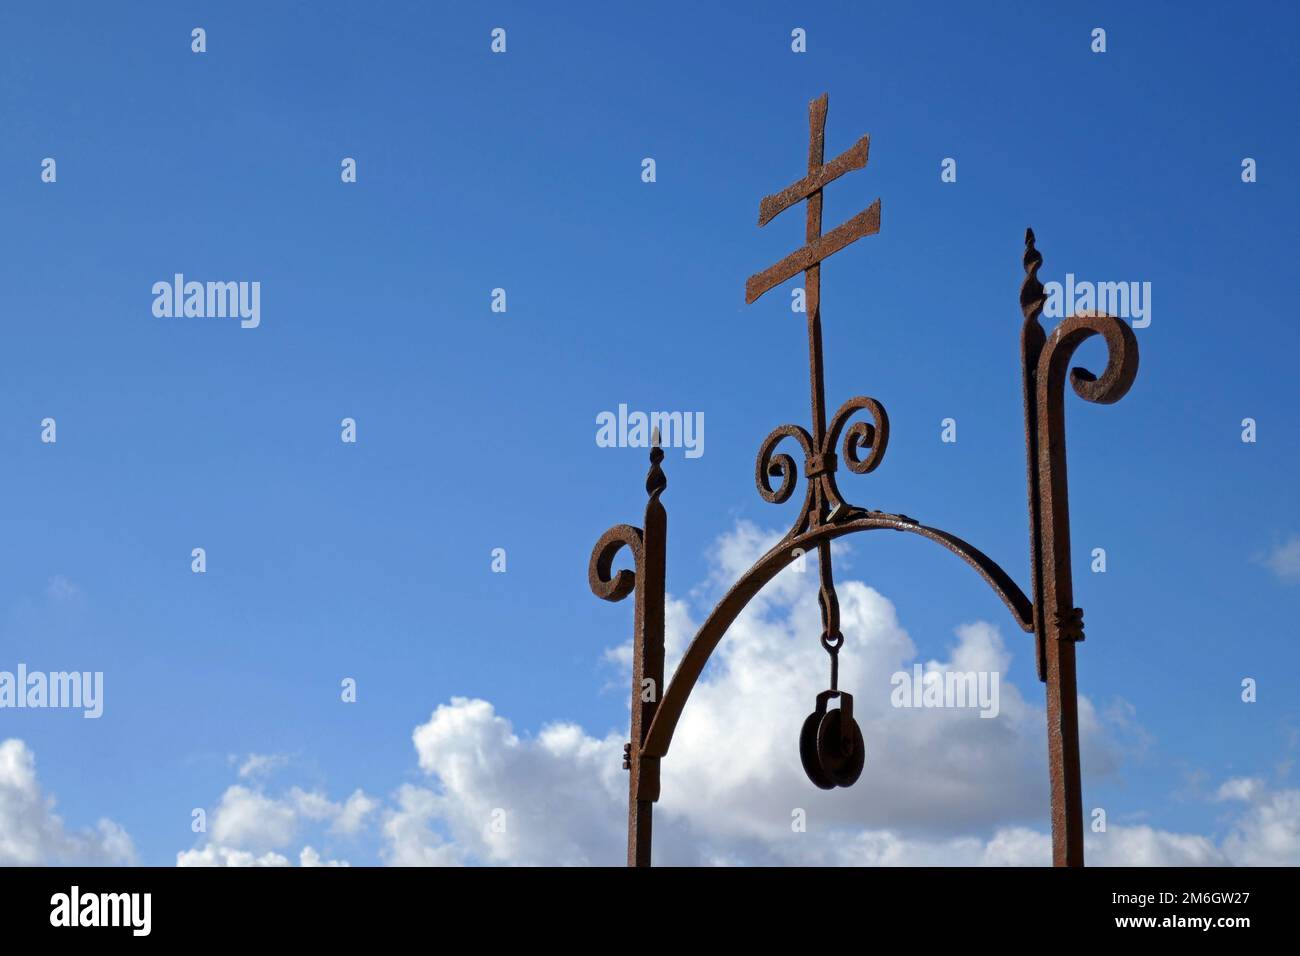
xmin=754 ymin=396 xmax=891 ymax=537
xmin=588 ymin=525 xmax=643 ymax=603
xmin=1040 ymin=311 xmax=1139 ymax=409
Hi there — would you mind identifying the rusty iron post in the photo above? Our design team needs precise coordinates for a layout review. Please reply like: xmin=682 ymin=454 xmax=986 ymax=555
xmin=590 ymin=94 xmax=1139 ymax=867
xmin=589 ymin=442 xmax=666 ymax=867
xmin=1020 ymin=229 xmax=1139 ymax=865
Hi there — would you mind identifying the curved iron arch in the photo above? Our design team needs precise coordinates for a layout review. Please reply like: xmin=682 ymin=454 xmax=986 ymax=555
xmin=641 ymin=514 xmax=1032 ymax=759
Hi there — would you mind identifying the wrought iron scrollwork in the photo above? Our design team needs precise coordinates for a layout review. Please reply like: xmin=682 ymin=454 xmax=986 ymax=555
xmin=589 ymin=447 xmax=668 ymax=604
xmin=829 ymin=396 xmax=889 ymax=476
xmin=755 ymin=424 xmax=813 ymax=506
xmin=755 ymin=395 xmax=890 ymax=540
xmin=588 ymin=524 xmax=642 ymax=603
xmin=1040 ymin=312 xmax=1139 ymax=408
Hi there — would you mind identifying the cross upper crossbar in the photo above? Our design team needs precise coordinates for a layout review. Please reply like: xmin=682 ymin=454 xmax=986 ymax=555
xmin=744 ymin=94 xmax=881 ymax=306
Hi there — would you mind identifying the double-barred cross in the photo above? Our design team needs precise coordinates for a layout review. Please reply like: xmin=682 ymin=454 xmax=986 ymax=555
xmin=744 ymin=94 xmax=882 ymax=660
xmin=745 ymin=93 xmax=881 ymax=453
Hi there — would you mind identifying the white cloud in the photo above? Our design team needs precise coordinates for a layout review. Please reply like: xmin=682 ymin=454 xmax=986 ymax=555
xmin=176 ymin=845 xmax=291 ymax=867
xmin=180 ymin=781 xmax=377 ymax=866
xmin=0 ymin=738 xmax=134 ymax=865
xmin=1087 ymin=826 xmax=1225 ymax=866
xmin=299 ymin=846 xmax=349 ymax=867
xmin=210 ymin=785 xmax=298 ymax=851
xmin=398 ymin=698 xmax=626 ymax=866
xmin=1262 ymin=535 xmax=1300 ymax=582
xmin=378 ymin=691 xmax=1259 ymax=866
xmin=1220 ymin=784 xmax=1300 ymax=865
xmin=1214 ymin=776 xmax=1264 ymax=803
xmin=381 ymin=784 xmax=464 ymax=867
xmin=380 ymin=692 xmax=1282 ymax=866
xmin=331 ymin=790 xmax=378 ymax=835
xmin=235 ymin=753 xmax=289 ymax=780
xmin=287 ymin=785 xmax=377 ymax=835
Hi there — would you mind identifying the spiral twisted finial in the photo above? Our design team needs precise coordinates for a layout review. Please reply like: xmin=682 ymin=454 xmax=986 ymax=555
xmin=646 ymin=443 xmax=666 ymax=500
xmin=1020 ymin=227 xmax=1045 ymax=322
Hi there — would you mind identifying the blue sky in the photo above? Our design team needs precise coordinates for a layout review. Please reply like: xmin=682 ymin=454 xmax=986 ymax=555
xmin=0 ymin=1 xmax=1297 ymax=866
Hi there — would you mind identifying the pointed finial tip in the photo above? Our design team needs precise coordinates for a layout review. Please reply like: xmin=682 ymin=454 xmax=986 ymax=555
xmin=1025 ymin=227 xmax=1035 ymax=244
xmin=646 ymin=442 xmax=667 ymax=498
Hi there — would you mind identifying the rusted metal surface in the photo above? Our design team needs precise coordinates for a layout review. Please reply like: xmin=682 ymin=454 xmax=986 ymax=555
xmin=589 ymin=95 xmax=1140 ymax=867
xmin=1020 ymin=229 xmax=1050 ymax=682
xmin=588 ymin=443 xmax=666 ymax=867
xmin=758 ymin=132 xmax=869 ymax=226
xmin=755 ymin=395 xmax=890 ymax=536
xmin=745 ymin=202 xmax=882 ymax=305
xmin=800 ymin=689 xmax=864 ymax=789
xmin=1020 ymin=229 xmax=1139 ymax=866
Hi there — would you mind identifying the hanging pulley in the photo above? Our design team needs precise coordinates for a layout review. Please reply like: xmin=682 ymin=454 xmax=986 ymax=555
xmin=799 ymin=688 xmax=865 ymax=789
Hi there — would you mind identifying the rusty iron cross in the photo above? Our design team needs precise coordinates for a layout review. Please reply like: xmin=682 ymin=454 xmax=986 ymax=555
xmin=745 ymin=93 xmax=880 ymax=457
xmin=744 ymin=94 xmax=884 ymax=683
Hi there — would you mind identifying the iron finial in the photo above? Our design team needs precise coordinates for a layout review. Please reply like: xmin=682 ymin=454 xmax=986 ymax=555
xmin=1020 ymin=227 xmax=1045 ymax=323
xmin=646 ymin=434 xmax=666 ymax=500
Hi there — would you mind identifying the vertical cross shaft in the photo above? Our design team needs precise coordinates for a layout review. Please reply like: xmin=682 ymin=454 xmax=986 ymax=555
xmin=805 ymin=94 xmax=829 ymax=455
xmin=802 ymin=95 xmax=842 ymax=648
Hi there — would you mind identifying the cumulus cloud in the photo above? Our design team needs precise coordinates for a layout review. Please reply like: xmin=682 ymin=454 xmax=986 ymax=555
xmin=178 ymin=781 xmax=376 ymax=866
xmin=299 ymin=846 xmax=349 ymax=867
xmin=1087 ymin=826 xmax=1225 ymax=866
xmin=369 ymin=521 xmax=1300 ymax=866
xmin=0 ymin=738 xmax=134 ymax=865
xmin=176 ymin=845 xmax=291 ymax=867
xmin=11 ymin=520 xmax=1293 ymax=868
xmin=1218 ymin=780 xmax=1300 ymax=865
xmin=373 ymin=521 xmax=1153 ymax=865
xmin=390 ymin=698 xmax=626 ymax=866
xmin=376 ymin=696 xmax=1254 ymax=866
xmin=209 ymin=785 xmax=298 ymax=851
xmin=174 ymin=840 xmax=349 ymax=867
xmin=381 ymin=784 xmax=465 ymax=867
xmin=331 ymin=790 xmax=379 ymax=836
